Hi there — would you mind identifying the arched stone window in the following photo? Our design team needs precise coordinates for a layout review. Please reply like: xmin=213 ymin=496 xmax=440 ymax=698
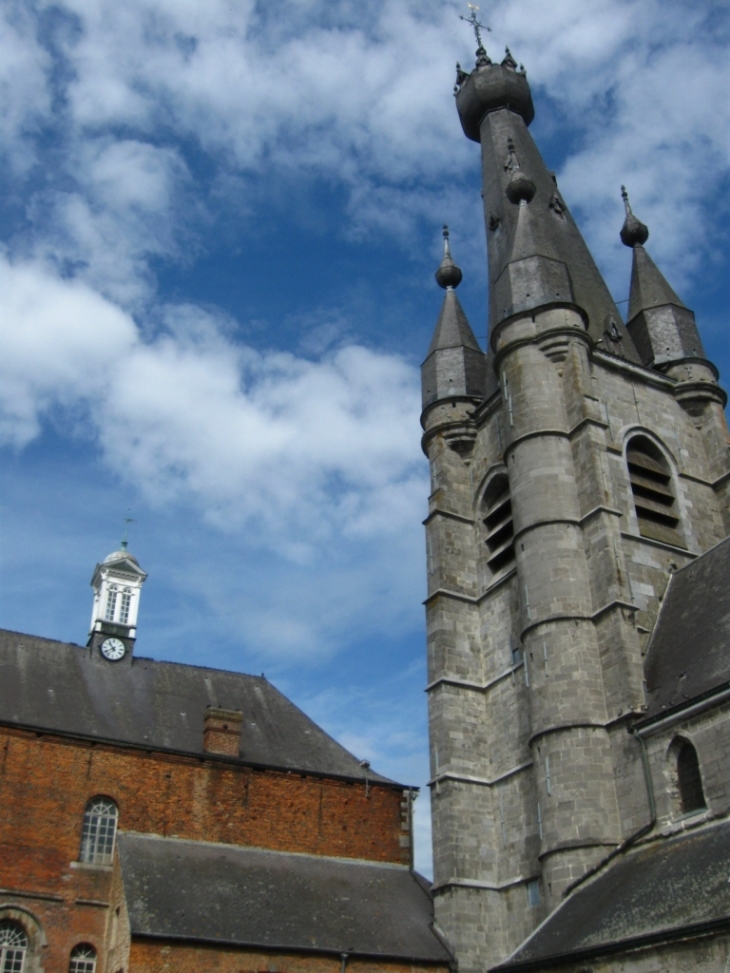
xmin=0 ymin=919 xmax=28 ymax=973
xmin=69 ymin=944 xmax=97 ymax=973
xmin=482 ymin=474 xmax=515 ymax=576
xmin=79 ymin=797 xmax=118 ymax=865
xmin=676 ymin=740 xmax=706 ymax=815
xmin=626 ymin=437 xmax=683 ymax=547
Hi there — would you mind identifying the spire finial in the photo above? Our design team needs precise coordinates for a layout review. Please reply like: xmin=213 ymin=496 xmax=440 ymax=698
xmin=619 ymin=185 xmax=649 ymax=248
xmin=443 ymin=224 xmax=452 ymax=257
xmin=435 ymin=225 xmax=463 ymax=289
xmin=460 ymin=4 xmax=492 ymax=67
xmin=121 ymin=511 xmax=135 ymax=551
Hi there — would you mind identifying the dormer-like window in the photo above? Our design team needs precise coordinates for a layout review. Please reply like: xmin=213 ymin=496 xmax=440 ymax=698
xmin=483 ymin=474 xmax=516 ymax=576
xmin=0 ymin=920 xmax=28 ymax=973
xmin=626 ymin=437 xmax=683 ymax=547
xmin=80 ymin=797 xmax=118 ymax=865
xmin=676 ymin=740 xmax=706 ymax=815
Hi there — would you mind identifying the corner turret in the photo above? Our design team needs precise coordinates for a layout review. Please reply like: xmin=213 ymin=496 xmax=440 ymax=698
xmin=620 ymin=186 xmax=708 ymax=370
xmin=421 ymin=227 xmax=485 ymax=411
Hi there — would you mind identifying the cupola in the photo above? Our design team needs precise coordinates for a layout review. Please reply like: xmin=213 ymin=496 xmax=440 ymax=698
xmin=88 ymin=540 xmax=147 ymax=663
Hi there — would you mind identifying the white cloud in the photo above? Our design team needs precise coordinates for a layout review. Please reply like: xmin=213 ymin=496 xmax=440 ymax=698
xmin=0 ymin=254 xmax=425 ymax=546
xmin=0 ymin=257 xmax=136 ymax=444
xmin=0 ymin=1 xmax=51 ymax=175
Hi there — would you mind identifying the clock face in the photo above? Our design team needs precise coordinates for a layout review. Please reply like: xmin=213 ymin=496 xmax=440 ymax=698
xmin=100 ymin=637 xmax=126 ymax=661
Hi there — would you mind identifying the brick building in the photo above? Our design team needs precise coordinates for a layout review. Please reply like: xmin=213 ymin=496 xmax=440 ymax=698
xmin=0 ymin=549 xmax=452 ymax=973
xmin=421 ymin=32 xmax=730 ymax=973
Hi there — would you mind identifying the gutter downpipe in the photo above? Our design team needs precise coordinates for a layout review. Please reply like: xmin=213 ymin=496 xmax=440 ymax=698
xmin=562 ymin=726 xmax=656 ymax=898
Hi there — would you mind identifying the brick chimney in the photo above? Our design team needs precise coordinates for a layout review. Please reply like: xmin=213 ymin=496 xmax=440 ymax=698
xmin=203 ymin=707 xmax=243 ymax=757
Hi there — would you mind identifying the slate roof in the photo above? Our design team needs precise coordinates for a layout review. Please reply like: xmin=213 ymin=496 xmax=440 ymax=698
xmin=642 ymin=536 xmax=730 ymax=721
xmin=494 ymin=819 xmax=730 ymax=970
xmin=0 ymin=628 xmax=393 ymax=783
xmin=118 ymin=833 xmax=451 ymax=962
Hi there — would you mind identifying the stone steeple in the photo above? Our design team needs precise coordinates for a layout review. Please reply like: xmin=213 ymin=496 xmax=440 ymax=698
xmin=421 ymin=34 xmax=730 ymax=973
xmin=454 ymin=48 xmax=638 ymax=359
xmin=620 ymin=186 xmax=706 ymax=369
xmin=421 ymin=227 xmax=485 ymax=410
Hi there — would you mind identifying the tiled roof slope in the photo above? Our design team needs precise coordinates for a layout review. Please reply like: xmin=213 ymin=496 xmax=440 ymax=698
xmin=118 ymin=833 xmax=451 ymax=962
xmin=494 ymin=820 xmax=730 ymax=970
xmin=0 ymin=629 xmax=393 ymax=783
xmin=643 ymin=536 xmax=730 ymax=719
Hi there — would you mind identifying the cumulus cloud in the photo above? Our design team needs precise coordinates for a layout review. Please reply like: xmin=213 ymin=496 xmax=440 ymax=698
xmin=0 ymin=255 xmax=424 ymax=544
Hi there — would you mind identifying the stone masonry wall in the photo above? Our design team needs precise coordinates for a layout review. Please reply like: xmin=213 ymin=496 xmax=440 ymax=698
xmin=422 ymin=317 xmax=730 ymax=972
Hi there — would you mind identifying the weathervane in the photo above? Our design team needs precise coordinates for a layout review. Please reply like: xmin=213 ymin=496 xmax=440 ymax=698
xmin=460 ymin=3 xmax=491 ymax=51
xmin=121 ymin=511 xmax=136 ymax=550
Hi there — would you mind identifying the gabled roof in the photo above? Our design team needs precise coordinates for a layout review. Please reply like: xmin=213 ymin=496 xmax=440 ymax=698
xmin=0 ymin=629 xmax=394 ymax=783
xmin=493 ymin=820 xmax=730 ymax=971
xmin=642 ymin=536 xmax=730 ymax=720
xmin=118 ymin=833 xmax=452 ymax=962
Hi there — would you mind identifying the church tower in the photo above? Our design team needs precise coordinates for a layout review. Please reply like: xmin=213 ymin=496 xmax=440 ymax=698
xmin=421 ymin=35 xmax=730 ymax=973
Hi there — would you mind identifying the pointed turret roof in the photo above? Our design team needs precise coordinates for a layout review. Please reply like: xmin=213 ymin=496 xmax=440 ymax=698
xmin=620 ymin=188 xmax=705 ymax=367
xmin=422 ymin=228 xmax=486 ymax=409
xmin=454 ymin=50 xmax=639 ymax=361
xmin=627 ymin=245 xmax=688 ymax=322
xmin=426 ymin=288 xmax=482 ymax=357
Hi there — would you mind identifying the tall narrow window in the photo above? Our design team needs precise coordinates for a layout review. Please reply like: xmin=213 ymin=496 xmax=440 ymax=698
xmin=104 ymin=586 xmax=118 ymax=622
xmin=69 ymin=945 xmax=97 ymax=973
xmin=483 ymin=475 xmax=516 ymax=575
xmin=118 ymin=589 xmax=132 ymax=625
xmin=626 ymin=437 xmax=683 ymax=547
xmin=0 ymin=921 xmax=28 ymax=973
xmin=677 ymin=740 xmax=706 ymax=815
xmin=79 ymin=798 xmax=118 ymax=865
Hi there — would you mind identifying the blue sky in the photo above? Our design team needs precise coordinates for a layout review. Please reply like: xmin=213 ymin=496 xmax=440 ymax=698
xmin=1 ymin=0 xmax=729 ymax=875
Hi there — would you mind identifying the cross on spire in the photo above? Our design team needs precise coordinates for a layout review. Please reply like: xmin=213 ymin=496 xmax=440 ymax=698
xmin=460 ymin=4 xmax=491 ymax=51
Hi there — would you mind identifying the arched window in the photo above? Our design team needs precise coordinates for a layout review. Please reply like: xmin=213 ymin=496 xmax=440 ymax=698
xmin=104 ymin=585 xmax=118 ymax=622
xmin=69 ymin=944 xmax=97 ymax=973
xmin=118 ymin=588 xmax=132 ymax=625
xmin=626 ymin=437 xmax=683 ymax=547
xmin=0 ymin=920 xmax=28 ymax=973
xmin=482 ymin=474 xmax=515 ymax=575
xmin=676 ymin=740 xmax=706 ymax=815
xmin=79 ymin=797 xmax=118 ymax=865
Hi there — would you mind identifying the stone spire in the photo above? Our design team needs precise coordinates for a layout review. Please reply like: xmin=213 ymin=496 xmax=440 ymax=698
xmin=422 ymin=227 xmax=485 ymax=410
xmin=620 ymin=187 xmax=705 ymax=368
xmin=454 ymin=51 xmax=639 ymax=360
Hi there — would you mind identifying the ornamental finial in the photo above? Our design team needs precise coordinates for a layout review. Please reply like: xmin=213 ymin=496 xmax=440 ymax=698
xmin=619 ymin=186 xmax=649 ymax=248
xmin=435 ymin=225 xmax=463 ymax=289
xmin=460 ymin=4 xmax=492 ymax=67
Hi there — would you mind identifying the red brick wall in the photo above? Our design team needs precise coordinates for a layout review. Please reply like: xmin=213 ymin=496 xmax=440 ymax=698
xmin=0 ymin=725 xmax=411 ymax=972
xmin=129 ymin=940 xmax=449 ymax=973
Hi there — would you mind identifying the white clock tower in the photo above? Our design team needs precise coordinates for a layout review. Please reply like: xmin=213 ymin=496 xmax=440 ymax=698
xmin=88 ymin=541 xmax=148 ymax=662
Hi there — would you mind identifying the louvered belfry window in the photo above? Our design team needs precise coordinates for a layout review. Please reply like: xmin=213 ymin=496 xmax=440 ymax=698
xmin=483 ymin=476 xmax=516 ymax=575
xmin=626 ymin=438 xmax=683 ymax=547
